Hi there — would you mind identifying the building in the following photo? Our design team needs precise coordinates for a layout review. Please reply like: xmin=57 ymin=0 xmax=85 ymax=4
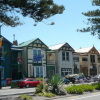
xmin=19 ymin=38 xmax=56 ymax=78
xmin=0 ymin=35 xmax=23 ymax=83
xmin=49 ymin=42 xmax=80 ymax=77
xmin=75 ymin=46 xmax=99 ymax=76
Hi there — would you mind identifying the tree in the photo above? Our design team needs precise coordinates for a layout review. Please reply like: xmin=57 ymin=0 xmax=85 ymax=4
xmin=0 ymin=0 xmax=65 ymax=27
xmin=77 ymin=0 xmax=100 ymax=39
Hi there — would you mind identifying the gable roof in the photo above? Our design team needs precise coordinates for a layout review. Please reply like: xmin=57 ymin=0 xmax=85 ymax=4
xmin=18 ymin=38 xmax=37 ymax=47
xmin=18 ymin=38 xmax=48 ymax=49
xmin=75 ymin=47 xmax=92 ymax=53
xmin=49 ymin=42 xmax=75 ymax=52
xmin=49 ymin=43 xmax=66 ymax=50
xmin=0 ymin=35 xmax=13 ymax=45
xmin=75 ymin=46 xmax=99 ymax=54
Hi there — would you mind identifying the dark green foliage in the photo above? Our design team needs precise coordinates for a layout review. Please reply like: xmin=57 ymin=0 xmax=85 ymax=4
xmin=77 ymin=0 xmax=100 ymax=39
xmin=0 ymin=0 xmax=65 ymax=27
xmin=47 ymin=74 xmax=64 ymax=94
xmin=92 ymin=82 xmax=100 ymax=90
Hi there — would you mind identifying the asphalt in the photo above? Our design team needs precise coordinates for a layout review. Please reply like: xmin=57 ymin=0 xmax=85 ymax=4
xmin=0 ymin=82 xmax=99 ymax=100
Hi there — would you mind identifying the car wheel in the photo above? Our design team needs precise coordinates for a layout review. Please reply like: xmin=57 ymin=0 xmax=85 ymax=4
xmin=66 ymin=82 xmax=69 ymax=84
xmin=26 ymin=84 xmax=30 ymax=88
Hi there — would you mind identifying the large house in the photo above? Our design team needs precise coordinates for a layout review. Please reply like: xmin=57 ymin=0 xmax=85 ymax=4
xmin=49 ymin=42 xmax=80 ymax=77
xmin=75 ymin=46 xmax=99 ymax=76
xmin=0 ymin=35 xmax=23 ymax=83
xmin=19 ymin=38 xmax=56 ymax=78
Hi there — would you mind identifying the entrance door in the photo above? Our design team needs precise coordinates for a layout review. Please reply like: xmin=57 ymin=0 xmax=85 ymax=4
xmin=49 ymin=70 xmax=54 ymax=78
xmin=34 ymin=67 xmax=43 ymax=77
xmin=82 ymin=67 xmax=88 ymax=76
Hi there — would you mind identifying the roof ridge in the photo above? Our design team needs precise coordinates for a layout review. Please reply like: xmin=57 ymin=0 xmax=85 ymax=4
xmin=75 ymin=46 xmax=92 ymax=50
xmin=19 ymin=38 xmax=37 ymax=45
xmin=49 ymin=42 xmax=66 ymax=47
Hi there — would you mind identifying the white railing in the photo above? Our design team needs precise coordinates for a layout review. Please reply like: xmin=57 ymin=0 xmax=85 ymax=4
xmin=47 ymin=60 xmax=55 ymax=64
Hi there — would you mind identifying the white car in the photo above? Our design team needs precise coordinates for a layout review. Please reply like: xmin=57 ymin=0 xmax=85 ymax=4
xmin=93 ymin=75 xmax=100 ymax=82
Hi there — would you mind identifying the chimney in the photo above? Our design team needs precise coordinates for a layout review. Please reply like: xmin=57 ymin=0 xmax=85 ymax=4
xmin=13 ymin=34 xmax=18 ymax=46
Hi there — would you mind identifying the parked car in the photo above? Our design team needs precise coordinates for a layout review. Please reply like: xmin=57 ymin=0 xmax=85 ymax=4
xmin=67 ymin=75 xmax=86 ymax=83
xmin=17 ymin=78 xmax=42 ymax=88
xmin=93 ymin=75 xmax=100 ymax=82
xmin=64 ymin=79 xmax=70 ymax=84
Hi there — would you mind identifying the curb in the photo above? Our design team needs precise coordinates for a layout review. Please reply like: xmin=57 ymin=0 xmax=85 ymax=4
xmin=0 ymin=92 xmax=34 ymax=97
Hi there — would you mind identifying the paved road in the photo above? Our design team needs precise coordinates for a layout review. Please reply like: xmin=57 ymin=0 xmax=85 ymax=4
xmin=52 ymin=91 xmax=100 ymax=100
xmin=0 ymin=82 xmax=97 ymax=97
xmin=0 ymin=87 xmax=36 ymax=96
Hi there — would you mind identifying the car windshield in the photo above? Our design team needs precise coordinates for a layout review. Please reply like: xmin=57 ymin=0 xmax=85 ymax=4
xmin=73 ymin=76 xmax=79 ymax=78
xmin=94 ymin=75 xmax=99 ymax=78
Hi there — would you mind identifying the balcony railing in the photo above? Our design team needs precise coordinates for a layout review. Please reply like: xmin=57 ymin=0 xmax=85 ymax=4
xmin=47 ymin=60 xmax=55 ymax=64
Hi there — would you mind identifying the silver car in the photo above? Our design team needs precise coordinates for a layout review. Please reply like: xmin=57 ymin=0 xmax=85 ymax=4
xmin=93 ymin=75 xmax=100 ymax=82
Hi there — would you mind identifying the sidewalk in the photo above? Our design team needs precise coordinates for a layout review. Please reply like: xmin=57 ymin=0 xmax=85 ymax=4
xmin=1 ymin=86 xmax=11 ymax=90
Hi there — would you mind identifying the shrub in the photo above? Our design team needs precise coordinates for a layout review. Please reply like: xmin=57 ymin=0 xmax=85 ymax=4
xmin=18 ymin=95 xmax=32 ymax=100
xmin=34 ymin=82 xmax=49 ymax=94
xmin=66 ymin=85 xmax=84 ymax=94
xmin=36 ymin=77 xmax=43 ymax=81
xmin=79 ymin=84 xmax=95 ymax=92
xmin=65 ymin=84 xmax=95 ymax=94
xmin=44 ymin=93 xmax=55 ymax=97
xmin=38 ymin=93 xmax=44 ymax=96
xmin=94 ymin=82 xmax=100 ymax=90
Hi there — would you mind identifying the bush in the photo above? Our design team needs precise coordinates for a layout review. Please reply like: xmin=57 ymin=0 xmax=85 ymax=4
xmin=38 ymin=93 xmax=44 ymax=96
xmin=80 ymin=84 xmax=95 ymax=92
xmin=34 ymin=82 xmax=49 ymax=94
xmin=36 ymin=77 xmax=43 ymax=81
xmin=18 ymin=95 xmax=32 ymax=100
xmin=94 ymin=82 xmax=100 ymax=90
xmin=44 ymin=93 xmax=55 ymax=97
xmin=66 ymin=84 xmax=84 ymax=94
xmin=65 ymin=84 xmax=95 ymax=94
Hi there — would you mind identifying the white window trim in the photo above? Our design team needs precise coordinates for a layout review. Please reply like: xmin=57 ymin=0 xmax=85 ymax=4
xmin=62 ymin=52 xmax=69 ymax=61
xmin=33 ymin=48 xmax=41 ymax=55
xmin=34 ymin=66 xmax=43 ymax=77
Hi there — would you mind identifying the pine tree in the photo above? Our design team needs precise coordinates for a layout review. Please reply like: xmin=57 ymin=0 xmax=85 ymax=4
xmin=0 ymin=0 xmax=65 ymax=27
xmin=77 ymin=0 xmax=100 ymax=39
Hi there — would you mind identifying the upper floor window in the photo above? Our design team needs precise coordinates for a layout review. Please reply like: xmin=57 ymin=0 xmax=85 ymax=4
xmin=73 ymin=57 xmax=79 ymax=62
xmin=62 ymin=52 xmax=69 ymax=61
xmin=90 ymin=55 xmax=95 ymax=63
xmin=82 ymin=57 xmax=88 ymax=61
xmin=33 ymin=49 xmax=41 ymax=56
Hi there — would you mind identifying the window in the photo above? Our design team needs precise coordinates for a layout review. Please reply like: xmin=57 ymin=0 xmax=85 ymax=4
xmin=73 ymin=57 xmax=79 ymax=62
xmin=90 ymin=55 xmax=95 ymax=63
xmin=62 ymin=52 xmax=69 ymax=61
xmin=33 ymin=50 xmax=37 ymax=56
xmin=33 ymin=49 xmax=41 ymax=56
xmin=61 ymin=68 xmax=72 ymax=76
xmin=82 ymin=57 xmax=88 ymax=61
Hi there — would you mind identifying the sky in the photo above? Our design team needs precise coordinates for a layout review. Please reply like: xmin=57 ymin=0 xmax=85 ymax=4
xmin=1 ymin=0 xmax=100 ymax=50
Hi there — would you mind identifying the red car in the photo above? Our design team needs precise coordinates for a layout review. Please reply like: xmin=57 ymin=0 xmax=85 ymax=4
xmin=17 ymin=78 xmax=42 ymax=88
